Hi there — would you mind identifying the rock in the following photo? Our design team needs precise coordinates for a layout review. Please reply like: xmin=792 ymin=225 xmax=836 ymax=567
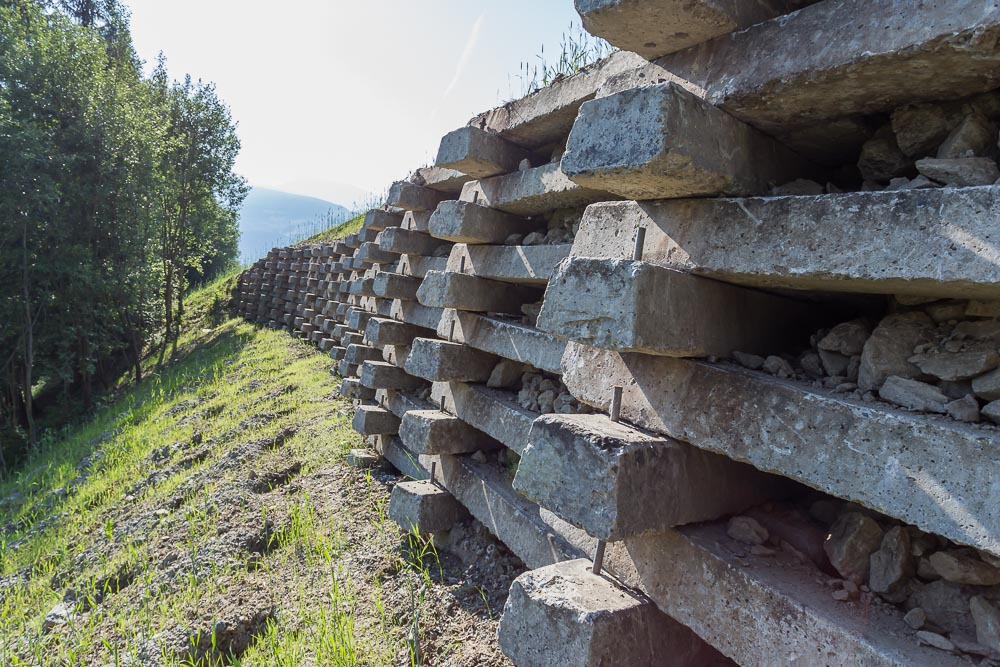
xmin=818 ymin=349 xmax=849 ymax=377
xmin=971 ymin=596 xmax=1000 ymax=652
xmin=916 ymin=157 xmax=1000 ymax=186
xmin=924 ymin=300 xmax=969 ymax=323
xmin=772 ymin=179 xmax=825 ymax=196
xmin=858 ymin=313 xmax=936 ymax=392
xmin=504 ymin=233 xmax=525 ymax=246
xmin=732 ymin=351 xmax=765 ymax=370
xmin=904 ymin=607 xmax=927 ymax=630
xmin=488 ymin=360 xmax=528 ymax=389
xmin=727 ymin=516 xmax=769 ymax=546
xmin=929 ymin=551 xmax=1000 ymax=586
xmin=43 ymin=602 xmax=74 ymax=632
xmin=809 ymin=499 xmax=839 ymax=526
xmin=858 ymin=126 xmax=912 ymax=182
xmin=916 ymin=630 xmax=955 ymax=652
xmin=972 ymin=368 xmax=1000 ymax=401
xmin=938 ymin=379 xmax=974 ymax=400
xmin=891 ymin=103 xmax=954 ymax=157
xmin=869 ymin=526 xmax=914 ymax=597
xmin=522 ymin=231 xmax=546 ymax=246
xmin=917 ymin=557 xmax=941 ymax=581
xmin=945 ymin=395 xmax=981 ymax=423
xmin=885 ymin=175 xmax=938 ymax=190
xmin=763 ymin=355 xmax=794 ymax=379
xmin=824 ymin=512 xmax=884 ymax=583
xmin=878 ymin=376 xmax=949 ymax=413
xmin=936 ymin=113 xmax=997 ymax=159
xmin=818 ymin=320 xmax=871 ymax=357
xmin=910 ymin=580 xmax=976 ymax=636
xmin=909 ymin=347 xmax=1000 ymax=382
xmin=800 ymin=351 xmax=825 ymax=378
xmin=966 ymin=300 xmax=1000 ymax=318
xmin=831 ymin=589 xmax=850 ymax=601
xmin=981 ymin=400 xmax=1000 ymax=424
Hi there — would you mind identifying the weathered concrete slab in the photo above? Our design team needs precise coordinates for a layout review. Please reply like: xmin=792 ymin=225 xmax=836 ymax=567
xmin=516 ymin=413 xmax=783 ymax=540
xmin=417 ymin=271 xmax=541 ymax=314
xmin=388 ymin=480 xmax=470 ymax=533
xmin=570 ymin=189 xmax=1000 ymax=299
xmin=348 ymin=277 xmax=375 ymax=297
xmin=373 ymin=272 xmax=421 ymax=301
xmin=428 ymin=201 xmax=537 ymax=245
xmin=375 ymin=435 xmax=426 ymax=481
xmin=414 ymin=165 xmax=472 ymax=194
xmin=344 ymin=343 xmax=382 ymax=366
xmin=404 ymin=338 xmax=499 ymax=383
xmin=336 ymin=359 xmax=358 ymax=378
xmin=576 ymin=0 xmax=807 ymax=59
xmin=447 ymin=243 xmax=571 ymax=285
xmin=363 ymin=209 xmax=403 ymax=231
xmin=467 ymin=50 xmax=650 ymax=148
xmin=436 ymin=310 xmax=565 ymax=374
xmin=345 ymin=448 xmax=381 ymax=469
xmin=359 ymin=361 xmax=427 ymax=391
xmin=431 ymin=382 xmax=538 ymax=454
xmin=658 ymin=0 xmax=1000 ymax=139
xmin=355 ymin=242 xmax=398 ymax=266
xmin=381 ymin=344 xmax=410 ymax=369
xmin=389 ymin=300 xmax=444 ymax=332
xmin=560 ymin=343 xmax=1000 ymax=557
xmin=461 ymin=162 xmax=616 ymax=217
xmin=386 ymin=181 xmax=450 ymax=212
xmin=339 ymin=377 xmax=375 ymax=401
xmin=399 ymin=409 xmax=502 ymax=455
xmin=562 ymin=83 xmax=817 ymax=200
xmin=402 ymin=210 xmax=431 ymax=233
xmin=435 ymin=126 xmax=531 ymax=179
xmin=398 ymin=254 xmax=448 ymax=279
xmin=377 ymin=226 xmax=445 ymax=256
xmin=498 ymin=558 xmax=730 ymax=667
xmin=351 ymin=405 xmax=401 ymax=436
xmin=364 ymin=317 xmax=426 ymax=347
xmin=539 ymin=258 xmax=816 ymax=357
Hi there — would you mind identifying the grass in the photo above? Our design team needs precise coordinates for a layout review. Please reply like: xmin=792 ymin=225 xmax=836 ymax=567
xmin=509 ymin=21 xmax=616 ymax=100
xmin=300 ymin=212 xmax=365 ymax=245
xmin=0 ymin=276 xmax=495 ymax=666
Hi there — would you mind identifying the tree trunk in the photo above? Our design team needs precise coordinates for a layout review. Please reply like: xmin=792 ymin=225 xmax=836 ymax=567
xmin=123 ymin=308 xmax=142 ymax=384
xmin=158 ymin=262 xmax=173 ymax=369
xmin=21 ymin=222 xmax=34 ymax=448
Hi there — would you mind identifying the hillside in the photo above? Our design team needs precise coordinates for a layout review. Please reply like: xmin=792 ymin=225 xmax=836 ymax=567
xmin=239 ymin=188 xmax=350 ymax=262
xmin=0 ymin=274 xmax=516 ymax=666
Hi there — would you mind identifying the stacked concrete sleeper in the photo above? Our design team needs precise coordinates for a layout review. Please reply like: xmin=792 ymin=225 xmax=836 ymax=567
xmin=234 ymin=1 xmax=1000 ymax=665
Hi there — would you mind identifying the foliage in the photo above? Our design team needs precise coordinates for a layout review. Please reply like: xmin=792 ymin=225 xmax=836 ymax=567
xmin=0 ymin=0 xmax=246 ymax=468
xmin=510 ymin=21 xmax=616 ymax=100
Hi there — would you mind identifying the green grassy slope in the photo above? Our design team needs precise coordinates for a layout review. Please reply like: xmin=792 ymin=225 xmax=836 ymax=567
xmin=0 ymin=275 xmax=513 ymax=666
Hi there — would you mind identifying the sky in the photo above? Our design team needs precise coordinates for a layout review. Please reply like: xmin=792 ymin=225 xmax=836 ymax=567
xmin=127 ymin=0 xmax=584 ymax=208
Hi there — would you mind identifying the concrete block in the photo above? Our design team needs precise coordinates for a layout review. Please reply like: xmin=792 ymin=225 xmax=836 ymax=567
xmin=389 ymin=300 xmax=445 ymax=332
xmin=363 ymin=209 xmax=403 ymax=231
xmin=340 ymin=377 xmax=375 ymax=401
xmin=562 ymin=83 xmax=817 ymax=200
xmin=355 ymin=242 xmax=398 ymax=266
xmin=539 ymin=258 xmax=816 ymax=357
xmin=498 ymin=559 xmax=728 ymax=667
xmin=516 ymin=414 xmax=783 ymax=540
xmin=388 ymin=480 xmax=470 ymax=533
xmin=359 ymin=361 xmax=427 ymax=391
xmin=402 ymin=210 xmax=431 ymax=233
xmin=414 ymin=165 xmax=472 ymax=194
xmin=399 ymin=409 xmax=501 ymax=455
xmin=397 ymin=254 xmax=448 ymax=279
xmin=658 ymin=0 xmax=1000 ymax=141
xmin=351 ymin=405 xmax=401 ymax=436
xmin=386 ymin=181 xmax=449 ymax=212
xmin=344 ymin=344 xmax=382 ymax=366
xmin=569 ymin=190 xmax=1000 ymax=299
xmin=560 ymin=343 xmax=1000 ymax=558
xmin=381 ymin=344 xmax=409 ymax=368
xmin=435 ymin=126 xmax=531 ymax=179
xmin=431 ymin=382 xmax=537 ymax=454
xmin=428 ymin=201 xmax=537 ymax=245
xmin=446 ymin=243 xmax=571 ymax=285
xmin=364 ymin=317 xmax=425 ymax=347
xmin=375 ymin=436 xmax=427 ymax=481
xmin=346 ymin=308 xmax=373 ymax=332
xmin=467 ymin=50 xmax=650 ymax=148
xmin=345 ymin=448 xmax=380 ymax=469
xmin=417 ymin=271 xmax=540 ymax=314
xmin=373 ymin=272 xmax=421 ymax=301
xmin=436 ymin=310 xmax=565 ymax=374
xmin=404 ymin=338 xmax=499 ymax=383
xmin=428 ymin=201 xmax=539 ymax=244
xmin=461 ymin=162 xmax=615 ymax=217
xmin=337 ymin=359 xmax=358 ymax=378
xmin=348 ymin=277 xmax=375 ymax=297
xmin=328 ymin=345 xmax=346 ymax=361
xmin=575 ymin=0 xmax=805 ymax=59
xmin=377 ymin=226 xmax=445 ymax=256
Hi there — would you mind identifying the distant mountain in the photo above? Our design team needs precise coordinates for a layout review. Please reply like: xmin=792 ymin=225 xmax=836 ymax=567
xmin=238 ymin=187 xmax=350 ymax=262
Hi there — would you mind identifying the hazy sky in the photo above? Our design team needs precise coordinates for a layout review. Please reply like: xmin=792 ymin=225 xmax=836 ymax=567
xmin=127 ymin=1 xmax=583 ymax=207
